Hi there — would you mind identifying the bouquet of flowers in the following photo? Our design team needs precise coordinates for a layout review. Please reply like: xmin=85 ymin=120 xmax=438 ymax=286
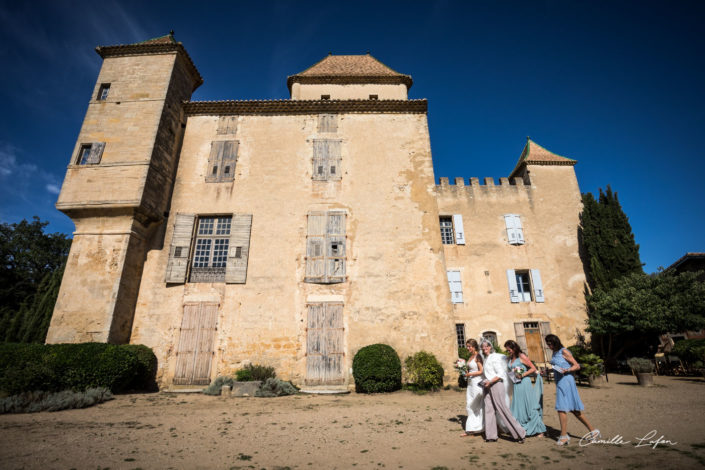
xmin=511 ymin=365 xmax=525 ymax=384
xmin=454 ymin=358 xmax=470 ymax=376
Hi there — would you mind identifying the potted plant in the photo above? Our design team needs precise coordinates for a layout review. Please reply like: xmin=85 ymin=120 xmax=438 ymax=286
xmin=627 ymin=357 xmax=654 ymax=387
xmin=568 ymin=346 xmax=605 ymax=387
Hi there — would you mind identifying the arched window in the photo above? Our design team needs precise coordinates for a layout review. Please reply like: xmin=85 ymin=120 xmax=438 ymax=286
xmin=482 ymin=331 xmax=498 ymax=347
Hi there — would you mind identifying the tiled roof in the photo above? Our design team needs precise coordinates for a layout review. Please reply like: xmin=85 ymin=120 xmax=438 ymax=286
xmin=664 ymin=252 xmax=705 ymax=273
xmin=287 ymin=54 xmax=413 ymax=91
xmin=184 ymin=99 xmax=427 ymax=116
xmin=95 ymin=34 xmax=203 ymax=90
xmin=509 ymin=138 xmax=577 ymax=178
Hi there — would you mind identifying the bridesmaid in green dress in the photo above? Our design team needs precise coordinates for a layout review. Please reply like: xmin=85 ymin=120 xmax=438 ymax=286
xmin=504 ymin=340 xmax=546 ymax=437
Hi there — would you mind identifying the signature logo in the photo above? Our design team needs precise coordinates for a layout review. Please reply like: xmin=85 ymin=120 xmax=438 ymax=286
xmin=579 ymin=430 xmax=677 ymax=449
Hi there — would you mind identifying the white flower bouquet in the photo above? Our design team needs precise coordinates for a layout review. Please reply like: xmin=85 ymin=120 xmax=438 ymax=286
xmin=454 ymin=358 xmax=470 ymax=376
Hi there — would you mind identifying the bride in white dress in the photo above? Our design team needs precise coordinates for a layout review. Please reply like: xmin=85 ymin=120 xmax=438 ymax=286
xmin=461 ymin=339 xmax=484 ymax=436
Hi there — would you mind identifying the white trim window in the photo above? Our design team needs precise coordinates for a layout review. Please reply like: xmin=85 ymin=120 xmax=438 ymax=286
xmin=439 ymin=214 xmax=465 ymax=245
xmin=503 ymin=214 xmax=525 ymax=245
xmin=447 ymin=269 xmax=464 ymax=303
xmin=506 ymin=269 xmax=545 ymax=303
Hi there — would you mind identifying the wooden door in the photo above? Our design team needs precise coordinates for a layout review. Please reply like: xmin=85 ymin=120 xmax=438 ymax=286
xmin=173 ymin=303 xmax=219 ymax=385
xmin=523 ymin=322 xmax=545 ymax=364
xmin=306 ymin=303 xmax=344 ymax=385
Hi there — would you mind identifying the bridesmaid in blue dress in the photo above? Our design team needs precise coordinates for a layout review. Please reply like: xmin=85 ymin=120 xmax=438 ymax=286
xmin=545 ymin=334 xmax=599 ymax=445
xmin=504 ymin=340 xmax=546 ymax=437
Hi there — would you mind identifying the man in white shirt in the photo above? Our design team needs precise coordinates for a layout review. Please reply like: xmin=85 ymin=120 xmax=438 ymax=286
xmin=480 ymin=339 xmax=526 ymax=443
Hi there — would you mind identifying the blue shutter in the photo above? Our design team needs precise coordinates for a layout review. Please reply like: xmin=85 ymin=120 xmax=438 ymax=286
xmin=531 ymin=269 xmax=544 ymax=302
xmin=506 ymin=269 xmax=520 ymax=303
xmin=453 ymin=214 xmax=465 ymax=245
xmin=447 ymin=270 xmax=463 ymax=303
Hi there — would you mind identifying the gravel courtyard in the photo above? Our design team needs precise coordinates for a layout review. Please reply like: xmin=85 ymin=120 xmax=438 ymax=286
xmin=1 ymin=374 xmax=704 ymax=469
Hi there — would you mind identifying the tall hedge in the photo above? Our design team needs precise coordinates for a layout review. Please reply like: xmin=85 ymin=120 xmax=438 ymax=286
xmin=352 ymin=344 xmax=402 ymax=393
xmin=0 ymin=343 xmax=157 ymax=396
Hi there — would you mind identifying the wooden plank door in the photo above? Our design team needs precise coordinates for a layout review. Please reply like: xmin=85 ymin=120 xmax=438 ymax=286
xmin=523 ymin=321 xmax=545 ymax=364
xmin=173 ymin=303 xmax=218 ymax=385
xmin=306 ymin=303 xmax=344 ymax=385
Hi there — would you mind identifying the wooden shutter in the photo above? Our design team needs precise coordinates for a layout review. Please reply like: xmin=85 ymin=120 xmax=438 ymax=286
xmin=165 ymin=214 xmax=195 ymax=283
xmin=86 ymin=142 xmax=105 ymax=164
xmin=514 ymin=215 xmax=525 ymax=244
xmin=220 ymin=141 xmax=238 ymax=182
xmin=453 ymin=214 xmax=465 ymax=245
xmin=326 ymin=212 xmax=346 ymax=282
xmin=531 ymin=269 xmax=545 ymax=302
xmin=305 ymin=213 xmax=327 ymax=282
xmin=328 ymin=140 xmax=342 ymax=181
xmin=317 ymin=114 xmax=338 ymax=133
xmin=514 ymin=322 xmax=528 ymax=354
xmin=506 ymin=269 xmax=520 ymax=303
xmin=447 ymin=270 xmax=463 ymax=303
xmin=313 ymin=140 xmax=328 ymax=181
xmin=225 ymin=214 xmax=252 ymax=284
xmin=206 ymin=141 xmax=225 ymax=182
xmin=539 ymin=321 xmax=552 ymax=363
xmin=217 ymin=116 xmax=238 ymax=135
xmin=306 ymin=303 xmax=344 ymax=385
xmin=173 ymin=303 xmax=218 ymax=385
xmin=504 ymin=214 xmax=518 ymax=244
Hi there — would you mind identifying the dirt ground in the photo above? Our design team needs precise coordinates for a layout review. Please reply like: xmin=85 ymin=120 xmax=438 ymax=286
xmin=1 ymin=374 xmax=704 ymax=470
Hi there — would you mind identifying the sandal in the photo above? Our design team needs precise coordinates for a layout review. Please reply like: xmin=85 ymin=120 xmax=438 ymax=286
xmin=556 ymin=435 xmax=570 ymax=446
xmin=587 ymin=429 xmax=600 ymax=441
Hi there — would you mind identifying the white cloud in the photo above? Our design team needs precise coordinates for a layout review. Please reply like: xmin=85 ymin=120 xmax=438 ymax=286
xmin=46 ymin=184 xmax=61 ymax=195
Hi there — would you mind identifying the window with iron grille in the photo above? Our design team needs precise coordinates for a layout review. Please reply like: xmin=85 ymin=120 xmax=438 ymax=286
xmin=97 ymin=83 xmax=110 ymax=101
xmin=455 ymin=324 xmax=466 ymax=349
xmin=440 ymin=217 xmax=454 ymax=244
xmin=190 ymin=216 xmax=231 ymax=282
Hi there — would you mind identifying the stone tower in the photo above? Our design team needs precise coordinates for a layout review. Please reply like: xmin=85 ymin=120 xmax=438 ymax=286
xmin=46 ymin=34 xmax=203 ymax=344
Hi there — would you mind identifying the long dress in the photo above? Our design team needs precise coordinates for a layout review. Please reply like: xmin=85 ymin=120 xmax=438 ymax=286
xmin=508 ymin=357 xmax=546 ymax=436
xmin=465 ymin=356 xmax=484 ymax=433
xmin=550 ymin=347 xmax=585 ymax=412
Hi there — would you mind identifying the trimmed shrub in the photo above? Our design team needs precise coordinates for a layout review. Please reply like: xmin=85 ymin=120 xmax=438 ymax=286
xmin=255 ymin=378 xmax=299 ymax=397
xmin=352 ymin=344 xmax=402 ymax=393
xmin=203 ymin=376 xmax=235 ymax=395
xmin=235 ymin=364 xmax=275 ymax=382
xmin=458 ymin=346 xmax=471 ymax=361
xmin=672 ymin=339 xmax=705 ymax=365
xmin=0 ymin=387 xmax=113 ymax=414
xmin=0 ymin=343 xmax=157 ymax=396
xmin=404 ymin=351 xmax=444 ymax=391
xmin=568 ymin=345 xmax=604 ymax=378
xmin=627 ymin=357 xmax=654 ymax=373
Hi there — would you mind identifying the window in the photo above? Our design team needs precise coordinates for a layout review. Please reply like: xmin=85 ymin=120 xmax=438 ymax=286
xmin=216 ymin=116 xmax=238 ymax=135
xmin=504 ymin=214 xmax=525 ymax=245
xmin=506 ymin=269 xmax=544 ymax=303
xmin=317 ymin=114 xmax=338 ymax=133
xmin=447 ymin=270 xmax=463 ymax=303
xmin=76 ymin=142 xmax=105 ymax=165
xmin=97 ymin=83 xmax=110 ymax=101
xmin=313 ymin=139 xmax=342 ymax=181
xmin=455 ymin=324 xmax=466 ymax=349
xmin=482 ymin=331 xmax=498 ymax=347
xmin=321 ymin=94 xmax=330 ymax=100
xmin=369 ymin=94 xmax=378 ymax=100
xmin=439 ymin=214 xmax=465 ymax=245
xmin=305 ymin=211 xmax=346 ymax=283
xmin=165 ymin=213 xmax=252 ymax=284
xmin=206 ymin=141 xmax=238 ymax=183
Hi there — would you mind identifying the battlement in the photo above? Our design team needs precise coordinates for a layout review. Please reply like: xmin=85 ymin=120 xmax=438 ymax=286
xmin=436 ymin=176 xmax=532 ymax=194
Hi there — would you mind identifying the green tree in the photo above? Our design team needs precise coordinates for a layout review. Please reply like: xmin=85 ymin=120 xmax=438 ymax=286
xmin=0 ymin=217 xmax=71 ymax=342
xmin=580 ymin=186 xmax=643 ymax=292
xmin=587 ymin=271 xmax=705 ymax=360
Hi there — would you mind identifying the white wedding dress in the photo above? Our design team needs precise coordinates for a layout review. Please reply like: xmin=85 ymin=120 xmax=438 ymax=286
xmin=465 ymin=356 xmax=484 ymax=432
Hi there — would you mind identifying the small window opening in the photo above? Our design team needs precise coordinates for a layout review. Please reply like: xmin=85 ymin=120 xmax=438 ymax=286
xmin=78 ymin=144 xmax=92 ymax=165
xmin=212 ymin=165 xmax=218 ymax=175
xmin=330 ymin=166 xmax=336 ymax=175
xmin=331 ymin=243 xmax=340 ymax=255
xmin=318 ymin=165 xmax=324 ymax=175
xmin=321 ymin=94 xmax=330 ymax=100
xmin=235 ymin=246 xmax=242 ymax=259
xmin=369 ymin=94 xmax=378 ymax=100
xmin=224 ymin=166 xmax=230 ymax=175
xmin=97 ymin=83 xmax=110 ymax=101
xmin=174 ymin=247 xmax=183 ymax=258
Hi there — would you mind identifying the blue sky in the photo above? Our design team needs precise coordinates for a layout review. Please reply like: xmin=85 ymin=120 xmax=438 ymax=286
xmin=0 ymin=0 xmax=703 ymax=273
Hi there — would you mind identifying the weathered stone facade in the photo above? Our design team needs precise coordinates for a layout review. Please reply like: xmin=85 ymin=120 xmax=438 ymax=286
xmin=47 ymin=35 xmax=588 ymax=390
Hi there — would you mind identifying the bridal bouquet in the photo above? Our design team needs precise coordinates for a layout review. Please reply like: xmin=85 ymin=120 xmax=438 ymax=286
xmin=454 ymin=358 xmax=470 ymax=376
xmin=511 ymin=365 xmax=525 ymax=384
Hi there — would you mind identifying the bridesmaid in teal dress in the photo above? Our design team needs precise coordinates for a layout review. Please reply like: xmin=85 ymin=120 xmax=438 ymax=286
xmin=545 ymin=334 xmax=600 ymax=446
xmin=503 ymin=340 xmax=546 ymax=437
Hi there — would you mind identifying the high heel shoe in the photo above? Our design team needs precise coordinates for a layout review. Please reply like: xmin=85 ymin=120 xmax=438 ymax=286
xmin=556 ymin=435 xmax=571 ymax=446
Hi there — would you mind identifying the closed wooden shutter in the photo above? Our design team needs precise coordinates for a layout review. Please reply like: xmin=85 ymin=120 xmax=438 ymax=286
xmin=506 ymin=269 xmax=520 ymax=303
xmin=453 ymin=214 xmax=465 ymax=245
xmin=531 ymin=269 xmax=545 ymax=302
xmin=217 ymin=116 xmax=238 ymax=135
xmin=87 ymin=142 xmax=105 ymax=164
xmin=206 ymin=141 xmax=225 ymax=182
xmin=313 ymin=140 xmax=342 ymax=181
xmin=225 ymin=214 xmax=252 ymax=284
xmin=317 ymin=114 xmax=338 ymax=133
xmin=328 ymin=140 xmax=341 ymax=180
xmin=514 ymin=322 xmax=528 ymax=354
xmin=514 ymin=215 xmax=525 ymax=244
xmin=447 ymin=270 xmax=463 ymax=303
xmin=504 ymin=214 xmax=518 ymax=244
xmin=327 ymin=212 xmax=346 ymax=282
xmin=306 ymin=303 xmax=344 ymax=385
xmin=173 ymin=303 xmax=219 ymax=385
xmin=305 ymin=213 xmax=327 ymax=282
xmin=539 ymin=321 xmax=552 ymax=363
xmin=221 ymin=141 xmax=238 ymax=182
xmin=165 ymin=214 xmax=196 ymax=284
